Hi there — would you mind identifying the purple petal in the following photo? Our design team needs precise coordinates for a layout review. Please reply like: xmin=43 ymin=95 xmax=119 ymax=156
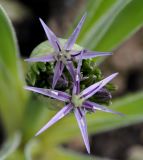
xmin=24 ymin=86 xmax=71 ymax=102
xmin=52 ymin=61 xmax=64 ymax=89
xmin=64 ymin=13 xmax=87 ymax=51
xmin=25 ymin=54 xmax=54 ymax=62
xmin=74 ymin=108 xmax=90 ymax=154
xmin=66 ymin=61 xmax=75 ymax=82
xmin=73 ymin=51 xmax=83 ymax=94
xmin=36 ymin=103 xmax=73 ymax=136
xmin=75 ymin=50 xmax=112 ymax=60
xmin=72 ymin=81 xmax=80 ymax=95
xmin=72 ymin=77 xmax=81 ymax=95
xmin=77 ymin=50 xmax=83 ymax=74
xmin=39 ymin=18 xmax=61 ymax=52
xmin=80 ymin=73 xmax=118 ymax=99
xmin=83 ymin=101 xmax=123 ymax=116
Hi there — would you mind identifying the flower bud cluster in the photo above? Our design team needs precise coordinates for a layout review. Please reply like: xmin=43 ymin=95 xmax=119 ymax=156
xmin=25 ymin=14 xmax=121 ymax=154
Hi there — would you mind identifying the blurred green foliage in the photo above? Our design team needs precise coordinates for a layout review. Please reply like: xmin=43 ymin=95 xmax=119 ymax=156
xmin=0 ymin=0 xmax=143 ymax=159
xmin=0 ymin=5 xmax=27 ymax=135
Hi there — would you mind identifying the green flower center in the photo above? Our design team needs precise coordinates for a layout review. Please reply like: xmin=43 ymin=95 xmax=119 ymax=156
xmin=56 ymin=50 xmax=71 ymax=64
xmin=71 ymin=94 xmax=84 ymax=108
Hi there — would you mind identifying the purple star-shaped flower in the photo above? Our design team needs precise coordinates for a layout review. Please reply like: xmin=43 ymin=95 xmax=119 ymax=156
xmin=25 ymin=13 xmax=111 ymax=88
xmin=24 ymin=53 xmax=121 ymax=153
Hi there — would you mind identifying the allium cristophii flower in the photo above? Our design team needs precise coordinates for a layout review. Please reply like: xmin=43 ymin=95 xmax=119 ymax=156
xmin=25 ymin=14 xmax=122 ymax=154
xmin=25 ymin=13 xmax=111 ymax=88
xmin=25 ymin=56 xmax=121 ymax=154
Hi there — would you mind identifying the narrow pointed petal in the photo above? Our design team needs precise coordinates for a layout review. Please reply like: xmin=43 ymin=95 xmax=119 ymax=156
xmin=24 ymin=86 xmax=71 ymax=102
xmin=75 ymin=50 xmax=112 ymax=60
xmin=72 ymin=79 xmax=80 ymax=95
xmin=72 ymin=84 xmax=78 ymax=95
xmin=52 ymin=61 xmax=64 ymax=89
xmin=39 ymin=18 xmax=61 ymax=52
xmin=74 ymin=108 xmax=90 ymax=154
xmin=73 ymin=51 xmax=83 ymax=94
xmin=81 ymin=73 xmax=118 ymax=99
xmin=83 ymin=101 xmax=123 ymax=116
xmin=66 ymin=61 xmax=75 ymax=82
xmin=64 ymin=13 xmax=87 ymax=51
xmin=36 ymin=104 xmax=73 ymax=136
xmin=25 ymin=54 xmax=54 ymax=62
xmin=77 ymin=50 xmax=83 ymax=74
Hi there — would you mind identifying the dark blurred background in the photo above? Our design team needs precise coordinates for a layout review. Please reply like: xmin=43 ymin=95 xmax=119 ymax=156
xmin=1 ymin=0 xmax=143 ymax=159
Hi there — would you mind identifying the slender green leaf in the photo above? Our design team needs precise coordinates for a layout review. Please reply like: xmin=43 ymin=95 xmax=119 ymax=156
xmin=21 ymin=96 xmax=55 ymax=142
xmin=0 ymin=132 xmax=21 ymax=160
xmin=95 ymin=0 xmax=143 ymax=50
xmin=78 ymin=0 xmax=120 ymax=42
xmin=77 ymin=0 xmax=143 ymax=54
xmin=0 ymin=5 xmax=27 ymax=134
xmin=24 ymin=139 xmax=39 ymax=160
xmin=40 ymin=148 xmax=96 ymax=160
